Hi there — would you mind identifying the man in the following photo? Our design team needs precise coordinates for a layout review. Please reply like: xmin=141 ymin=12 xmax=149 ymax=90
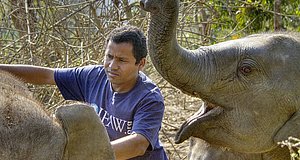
xmin=0 ymin=25 xmax=168 ymax=160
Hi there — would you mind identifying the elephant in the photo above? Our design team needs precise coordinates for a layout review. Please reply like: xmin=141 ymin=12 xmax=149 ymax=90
xmin=140 ymin=0 xmax=300 ymax=159
xmin=0 ymin=70 xmax=115 ymax=160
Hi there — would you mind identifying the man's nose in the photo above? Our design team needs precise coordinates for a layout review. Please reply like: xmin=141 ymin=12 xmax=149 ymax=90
xmin=109 ymin=59 xmax=119 ymax=70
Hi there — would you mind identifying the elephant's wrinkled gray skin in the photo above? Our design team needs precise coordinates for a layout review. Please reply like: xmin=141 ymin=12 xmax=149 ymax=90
xmin=0 ymin=70 xmax=115 ymax=160
xmin=140 ymin=0 xmax=300 ymax=159
xmin=188 ymin=137 xmax=289 ymax=160
xmin=188 ymin=138 xmax=261 ymax=160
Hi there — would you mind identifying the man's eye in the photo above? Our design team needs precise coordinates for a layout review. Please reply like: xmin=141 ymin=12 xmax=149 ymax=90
xmin=120 ymin=59 xmax=127 ymax=62
xmin=106 ymin=55 xmax=113 ymax=59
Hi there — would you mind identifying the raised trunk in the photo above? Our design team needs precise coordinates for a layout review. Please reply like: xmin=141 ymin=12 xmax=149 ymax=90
xmin=145 ymin=0 xmax=210 ymax=98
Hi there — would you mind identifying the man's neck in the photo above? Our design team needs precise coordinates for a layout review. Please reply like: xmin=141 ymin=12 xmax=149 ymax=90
xmin=111 ymin=78 xmax=138 ymax=93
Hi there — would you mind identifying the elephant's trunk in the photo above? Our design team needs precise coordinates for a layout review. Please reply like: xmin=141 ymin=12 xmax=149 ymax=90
xmin=141 ymin=0 xmax=213 ymax=98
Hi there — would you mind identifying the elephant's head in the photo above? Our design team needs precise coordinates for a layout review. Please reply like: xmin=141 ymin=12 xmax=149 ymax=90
xmin=140 ymin=0 xmax=300 ymax=154
xmin=0 ymin=70 xmax=115 ymax=160
xmin=56 ymin=103 xmax=115 ymax=160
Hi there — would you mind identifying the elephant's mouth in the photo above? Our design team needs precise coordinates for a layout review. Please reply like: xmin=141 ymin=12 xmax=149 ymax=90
xmin=174 ymin=101 xmax=224 ymax=144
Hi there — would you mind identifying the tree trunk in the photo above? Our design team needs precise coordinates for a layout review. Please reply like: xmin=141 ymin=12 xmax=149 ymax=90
xmin=123 ymin=0 xmax=133 ymax=21
xmin=10 ymin=0 xmax=36 ymax=37
xmin=10 ymin=0 xmax=37 ymax=63
xmin=274 ymin=0 xmax=282 ymax=31
xmin=198 ymin=1 xmax=210 ymax=44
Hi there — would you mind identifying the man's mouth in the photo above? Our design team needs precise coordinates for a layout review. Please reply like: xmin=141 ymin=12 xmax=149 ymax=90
xmin=107 ymin=71 xmax=119 ymax=78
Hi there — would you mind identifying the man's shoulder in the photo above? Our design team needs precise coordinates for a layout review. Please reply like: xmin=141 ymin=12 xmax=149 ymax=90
xmin=82 ymin=65 xmax=107 ymax=80
xmin=138 ymin=72 xmax=155 ymax=85
xmin=55 ymin=65 xmax=104 ymax=73
xmin=138 ymin=72 xmax=158 ymax=90
xmin=137 ymin=72 xmax=164 ymax=101
xmin=56 ymin=65 xmax=107 ymax=81
xmin=81 ymin=65 xmax=104 ymax=71
xmin=76 ymin=65 xmax=105 ymax=76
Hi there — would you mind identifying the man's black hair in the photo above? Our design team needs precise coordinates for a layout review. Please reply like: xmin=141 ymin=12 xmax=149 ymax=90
xmin=106 ymin=25 xmax=147 ymax=64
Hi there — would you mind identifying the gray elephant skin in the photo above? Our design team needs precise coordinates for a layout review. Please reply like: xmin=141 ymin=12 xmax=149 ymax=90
xmin=0 ymin=70 xmax=115 ymax=160
xmin=140 ymin=0 xmax=300 ymax=159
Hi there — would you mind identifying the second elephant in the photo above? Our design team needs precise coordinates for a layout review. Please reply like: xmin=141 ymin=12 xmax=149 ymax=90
xmin=0 ymin=70 xmax=115 ymax=160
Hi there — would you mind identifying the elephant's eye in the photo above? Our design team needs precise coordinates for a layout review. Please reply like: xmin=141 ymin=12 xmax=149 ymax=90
xmin=239 ymin=65 xmax=252 ymax=75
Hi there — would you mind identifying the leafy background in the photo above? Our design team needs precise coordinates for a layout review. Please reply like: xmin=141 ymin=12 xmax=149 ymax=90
xmin=1 ymin=0 xmax=300 ymax=159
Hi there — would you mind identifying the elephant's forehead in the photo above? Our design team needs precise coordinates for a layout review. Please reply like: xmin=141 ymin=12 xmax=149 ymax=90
xmin=211 ymin=37 xmax=266 ymax=50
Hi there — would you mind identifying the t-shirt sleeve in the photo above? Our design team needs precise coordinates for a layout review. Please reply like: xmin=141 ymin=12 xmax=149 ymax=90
xmin=54 ymin=66 xmax=102 ymax=101
xmin=54 ymin=67 xmax=85 ymax=101
xmin=131 ymin=91 xmax=165 ymax=150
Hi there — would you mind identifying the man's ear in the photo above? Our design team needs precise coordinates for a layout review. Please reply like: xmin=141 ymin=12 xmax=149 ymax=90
xmin=138 ymin=58 xmax=146 ymax=71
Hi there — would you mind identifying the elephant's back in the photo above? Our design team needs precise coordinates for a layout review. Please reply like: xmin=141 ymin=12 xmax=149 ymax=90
xmin=0 ymin=70 xmax=66 ymax=160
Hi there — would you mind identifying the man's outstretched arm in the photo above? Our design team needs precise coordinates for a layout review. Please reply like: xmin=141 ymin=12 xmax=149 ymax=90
xmin=0 ymin=64 xmax=56 ymax=85
xmin=111 ymin=133 xmax=150 ymax=160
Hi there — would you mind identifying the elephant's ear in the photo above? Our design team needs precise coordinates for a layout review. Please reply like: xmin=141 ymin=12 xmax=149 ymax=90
xmin=274 ymin=109 xmax=300 ymax=143
xmin=55 ymin=103 xmax=115 ymax=160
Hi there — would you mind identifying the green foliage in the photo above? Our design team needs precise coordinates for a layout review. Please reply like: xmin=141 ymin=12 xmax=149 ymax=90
xmin=178 ymin=0 xmax=299 ymax=47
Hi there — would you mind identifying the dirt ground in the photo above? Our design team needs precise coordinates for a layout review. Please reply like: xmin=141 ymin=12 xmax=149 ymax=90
xmin=159 ymin=87 xmax=202 ymax=160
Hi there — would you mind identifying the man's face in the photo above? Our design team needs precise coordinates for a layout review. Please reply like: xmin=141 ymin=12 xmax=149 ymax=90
xmin=104 ymin=40 xmax=144 ymax=93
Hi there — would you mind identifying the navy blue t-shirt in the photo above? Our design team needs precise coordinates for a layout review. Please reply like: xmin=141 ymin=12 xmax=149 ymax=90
xmin=54 ymin=65 xmax=168 ymax=160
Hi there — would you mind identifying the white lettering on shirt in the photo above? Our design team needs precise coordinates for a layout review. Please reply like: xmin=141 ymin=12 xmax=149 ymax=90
xmin=93 ymin=103 xmax=132 ymax=134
